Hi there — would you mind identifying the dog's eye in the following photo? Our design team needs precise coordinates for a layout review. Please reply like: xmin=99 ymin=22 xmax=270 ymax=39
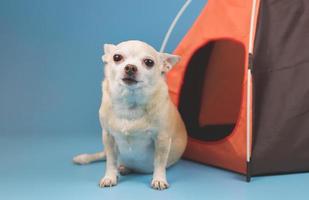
xmin=113 ymin=54 xmax=123 ymax=62
xmin=143 ymin=59 xmax=154 ymax=68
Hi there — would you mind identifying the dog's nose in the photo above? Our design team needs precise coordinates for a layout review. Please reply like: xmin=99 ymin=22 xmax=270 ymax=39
xmin=124 ymin=64 xmax=137 ymax=76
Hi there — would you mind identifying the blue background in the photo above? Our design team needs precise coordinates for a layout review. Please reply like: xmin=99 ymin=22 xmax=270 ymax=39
xmin=0 ymin=0 xmax=308 ymax=200
xmin=0 ymin=0 xmax=205 ymax=136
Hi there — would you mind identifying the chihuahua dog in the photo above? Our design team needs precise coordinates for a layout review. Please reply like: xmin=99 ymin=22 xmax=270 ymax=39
xmin=73 ymin=40 xmax=187 ymax=190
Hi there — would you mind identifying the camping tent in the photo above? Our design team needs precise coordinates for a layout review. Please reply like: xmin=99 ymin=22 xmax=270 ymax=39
xmin=167 ymin=0 xmax=309 ymax=181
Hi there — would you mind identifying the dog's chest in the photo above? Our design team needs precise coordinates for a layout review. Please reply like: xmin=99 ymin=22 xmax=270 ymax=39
xmin=112 ymin=130 xmax=154 ymax=151
xmin=103 ymin=103 xmax=157 ymax=134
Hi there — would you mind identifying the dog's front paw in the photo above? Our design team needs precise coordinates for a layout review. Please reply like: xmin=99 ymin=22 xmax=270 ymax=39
xmin=99 ymin=176 xmax=117 ymax=188
xmin=151 ymin=179 xmax=169 ymax=190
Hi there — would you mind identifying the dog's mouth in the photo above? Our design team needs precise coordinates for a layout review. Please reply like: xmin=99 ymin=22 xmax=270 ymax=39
xmin=122 ymin=77 xmax=138 ymax=85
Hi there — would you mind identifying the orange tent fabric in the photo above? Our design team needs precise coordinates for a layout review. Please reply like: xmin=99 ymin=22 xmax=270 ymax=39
xmin=167 ymin=0 xmax=260 ymax=174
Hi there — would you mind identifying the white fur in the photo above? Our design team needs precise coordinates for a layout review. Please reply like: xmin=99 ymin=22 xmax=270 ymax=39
xmin=73 ymin=40 xmax=187 ymax=190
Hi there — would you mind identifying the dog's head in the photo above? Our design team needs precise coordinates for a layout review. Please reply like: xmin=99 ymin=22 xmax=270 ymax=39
xmin=102 ymin=40 xmax=180 ymax=90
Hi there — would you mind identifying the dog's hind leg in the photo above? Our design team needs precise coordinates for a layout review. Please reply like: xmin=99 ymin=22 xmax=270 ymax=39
xmin=118 ymin=165 xmax=132 ymax=176
xmin=73 ymin=151 xmax=106 ymax=165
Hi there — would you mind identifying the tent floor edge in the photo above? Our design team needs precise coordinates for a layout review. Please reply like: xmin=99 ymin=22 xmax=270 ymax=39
xmin=182 ymin=157 xmax=248 ymax=177
xmin=252 ymin=170 xmax=309 ymax=177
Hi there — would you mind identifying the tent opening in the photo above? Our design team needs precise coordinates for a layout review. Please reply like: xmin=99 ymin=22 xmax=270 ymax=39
xmin=178 ymin=39 xmax=245 ymax=141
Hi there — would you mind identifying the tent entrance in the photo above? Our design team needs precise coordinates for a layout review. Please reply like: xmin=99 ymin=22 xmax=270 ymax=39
xmin=178 ymin=39 xmax=245 ymax=141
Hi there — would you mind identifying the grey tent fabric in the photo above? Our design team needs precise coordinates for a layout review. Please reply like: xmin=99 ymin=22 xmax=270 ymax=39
xmin=251 ymin=0 xmax=309 ymax=175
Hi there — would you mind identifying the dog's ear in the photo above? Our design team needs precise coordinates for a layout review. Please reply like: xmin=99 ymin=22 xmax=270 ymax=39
xmin=102 ymin=44 xmax=116 ymax=63
xmin=160 ymin=53 xmax=181 ymax=74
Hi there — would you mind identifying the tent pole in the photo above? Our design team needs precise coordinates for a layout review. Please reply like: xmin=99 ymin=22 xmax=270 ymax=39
xmin=246 ymin=161 xmax=251 ymax=182
xmin=160 ymin=0 xmax=192 ymax=53
xmin=246 ymin=0 xmax=258 ymax=182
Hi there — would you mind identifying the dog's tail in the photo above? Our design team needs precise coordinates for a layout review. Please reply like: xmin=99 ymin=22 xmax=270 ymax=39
xmin=73 ymin=151 xmax=106 ymax=165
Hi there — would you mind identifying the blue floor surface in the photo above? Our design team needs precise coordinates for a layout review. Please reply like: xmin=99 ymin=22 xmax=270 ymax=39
xmin=0 ymin=133 xmax=308 ymax=200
